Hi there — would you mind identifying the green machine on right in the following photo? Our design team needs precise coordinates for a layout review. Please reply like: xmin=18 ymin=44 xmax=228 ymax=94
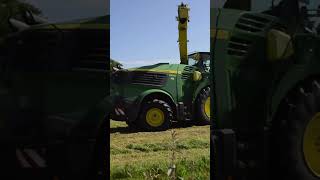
xmin=211 ymin=0 xmax=320 ymax=179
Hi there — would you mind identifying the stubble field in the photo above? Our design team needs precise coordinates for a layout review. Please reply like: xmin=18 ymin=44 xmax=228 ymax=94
xmin=110 ymin=120 xmax=210 ymax=180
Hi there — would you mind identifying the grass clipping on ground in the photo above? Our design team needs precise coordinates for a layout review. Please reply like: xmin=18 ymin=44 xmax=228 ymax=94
xmin=110 ymin=120 xmax=210 ymax=180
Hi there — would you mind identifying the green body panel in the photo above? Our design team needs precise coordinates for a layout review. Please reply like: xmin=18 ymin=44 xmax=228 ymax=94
xmin=211 ymin=1 xmax=320 ymax=179
xmin=193 ymin=77 xmax=210 ymax=102
xmin=212 ymin=8 xmax=280 ymax=129
xmin=176 ymin=64 xmax=202 ymax=104
xmin=30 ymin=16 xmax=109 ymax=30
xmin=212 ymin=8 xmax=320 ymax=130
xmin=137 ymin=89 xmax=176 ymax=106
xmin=121 ymin=64 xmax=180 ymax=103
xmin=269 ymin=34 xmax=320 ymax=120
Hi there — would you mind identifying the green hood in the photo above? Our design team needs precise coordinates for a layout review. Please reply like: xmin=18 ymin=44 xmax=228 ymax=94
xmin=29 ymin=15 xmax=110 ymax=30
xmin=126 ymin=63 xmax=184 ymax=75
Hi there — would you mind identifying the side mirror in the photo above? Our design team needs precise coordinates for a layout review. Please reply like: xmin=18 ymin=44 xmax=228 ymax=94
xmin=193 ymin=70 xmax=202 ymax=81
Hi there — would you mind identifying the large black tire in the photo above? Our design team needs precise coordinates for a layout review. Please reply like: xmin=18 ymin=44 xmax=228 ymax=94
xmin=196 ymin=87 xmax=211 ymax=125
xmin=137 ymin=99 xmax=173 ymax=131
xmin=271 ymin=79 xmax=320 ymax=180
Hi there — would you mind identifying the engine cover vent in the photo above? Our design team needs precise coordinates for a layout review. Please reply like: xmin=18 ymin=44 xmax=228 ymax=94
xmin=227 ymin=37 xmax=252 ymax=58
xmin=181 ymin=66 xmax=196 ymax=80
xmin=131 ymin=72 xmax=168 ymax=86
xmin=235 ymin=14 xmax=270 ymax=33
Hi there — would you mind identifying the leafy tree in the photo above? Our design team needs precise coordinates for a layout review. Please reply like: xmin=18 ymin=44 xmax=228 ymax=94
xmin=110 ymin=59 xmax=123 ymax=69
xmin=0 ymin=0 xmax=42 ymax=37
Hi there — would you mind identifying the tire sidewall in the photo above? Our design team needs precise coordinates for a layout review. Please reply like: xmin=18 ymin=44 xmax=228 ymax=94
xmin=272 ymin=84 xmax=320 ymax=180
xmin=196 ymin=87 xmax=210 ymax=125
xmin=138 ymin=99 xmax=172 ymax=131
xmin=288 ymin=111 xmax=318 ymax=180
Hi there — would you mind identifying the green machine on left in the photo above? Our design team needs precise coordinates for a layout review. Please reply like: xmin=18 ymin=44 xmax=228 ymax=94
xmin=0 ymin=6 xmax=112 ymax=180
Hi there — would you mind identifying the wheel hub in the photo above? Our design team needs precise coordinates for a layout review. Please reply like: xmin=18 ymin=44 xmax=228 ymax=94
xmin=146 ymin=108 xmax=165 ymax=127
xmin=303 ymin=112 xmax=320 ymax=177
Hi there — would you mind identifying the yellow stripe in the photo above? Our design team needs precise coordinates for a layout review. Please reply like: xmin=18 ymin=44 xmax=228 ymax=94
xmin=59 ymin=24 xmax=109 ymax=29
xmin=37 ymin=24 xmax=110 ymax=30
xmin=80 ymin=24 xmax=110 ymax=29
xmin=210 ymin=29 xmax=230 ymax=40
xmin=129 ymin=69 xmax=182 ymax=75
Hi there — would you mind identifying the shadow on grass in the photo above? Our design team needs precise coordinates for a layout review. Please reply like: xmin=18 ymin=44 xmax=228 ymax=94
xmin=110 ymin=121 xmax=207 ymax=134
xmin=109 ymin=125 xmax=140 ymax=134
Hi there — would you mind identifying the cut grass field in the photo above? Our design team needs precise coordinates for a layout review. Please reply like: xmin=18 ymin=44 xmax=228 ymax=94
xmin=110 ymin=120 xmax=210 ymax=180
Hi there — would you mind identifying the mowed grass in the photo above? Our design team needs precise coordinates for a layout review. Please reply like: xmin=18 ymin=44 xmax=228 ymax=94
xmin=110 ymin=120 xmax=210 ymax=180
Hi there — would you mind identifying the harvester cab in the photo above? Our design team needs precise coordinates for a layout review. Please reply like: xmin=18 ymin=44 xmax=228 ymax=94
xmin=211 ymin=0 xmax=320 ymax=179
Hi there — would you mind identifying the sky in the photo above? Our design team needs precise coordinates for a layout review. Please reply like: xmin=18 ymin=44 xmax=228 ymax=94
xmin=24 ymin=0 xmax=109 ymax=21
xmin=20 ymin=0 xmax=209 ymax=68
xmin=111 ymin=0 xmax=210 ymax=68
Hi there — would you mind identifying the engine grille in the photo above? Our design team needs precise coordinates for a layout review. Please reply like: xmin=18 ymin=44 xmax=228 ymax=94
xmin=235 ymin=14 xmax=270 ymax=33
xmin=131 ymin=72 xmax=167 ymax=86
xmin=227 ymin=37 xmax=252 ymax=58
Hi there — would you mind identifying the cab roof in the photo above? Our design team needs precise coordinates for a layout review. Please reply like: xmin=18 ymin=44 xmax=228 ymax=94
xmin=188 ymin=52 xmax=210 ymax=61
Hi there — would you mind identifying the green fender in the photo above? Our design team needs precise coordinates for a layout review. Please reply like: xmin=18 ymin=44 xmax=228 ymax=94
xmin=269 ymin=64 xmax=320 ymax=122
xmin=125 ymin=89 xmax=175 ymax=122
xmin=193 ymin=81 xmax=210 ymax=102
xmin=137 ymin=89 xmax=175 ymax=106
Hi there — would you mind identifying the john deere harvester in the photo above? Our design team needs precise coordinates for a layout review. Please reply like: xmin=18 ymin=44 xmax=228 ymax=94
xmin=0 ymin=6 xmax=110 ymax=179
xmin=111 ymin=3 xmax=211 ymax=131
xmin=211 ymin=0 xmax=320 ymax=179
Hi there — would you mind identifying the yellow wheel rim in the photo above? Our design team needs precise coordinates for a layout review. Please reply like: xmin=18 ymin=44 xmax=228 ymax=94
xmin=204 ymin=97 xmax=210 ymax=118
xmin=303 ymin=112 xmax=320 ymax=177
xmin=146 ymin=108 xmax=165 ymax=127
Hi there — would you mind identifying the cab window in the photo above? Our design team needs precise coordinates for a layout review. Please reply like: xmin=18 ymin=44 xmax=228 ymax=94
xmin=189 ymin=53 xmax=210 ymax=72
